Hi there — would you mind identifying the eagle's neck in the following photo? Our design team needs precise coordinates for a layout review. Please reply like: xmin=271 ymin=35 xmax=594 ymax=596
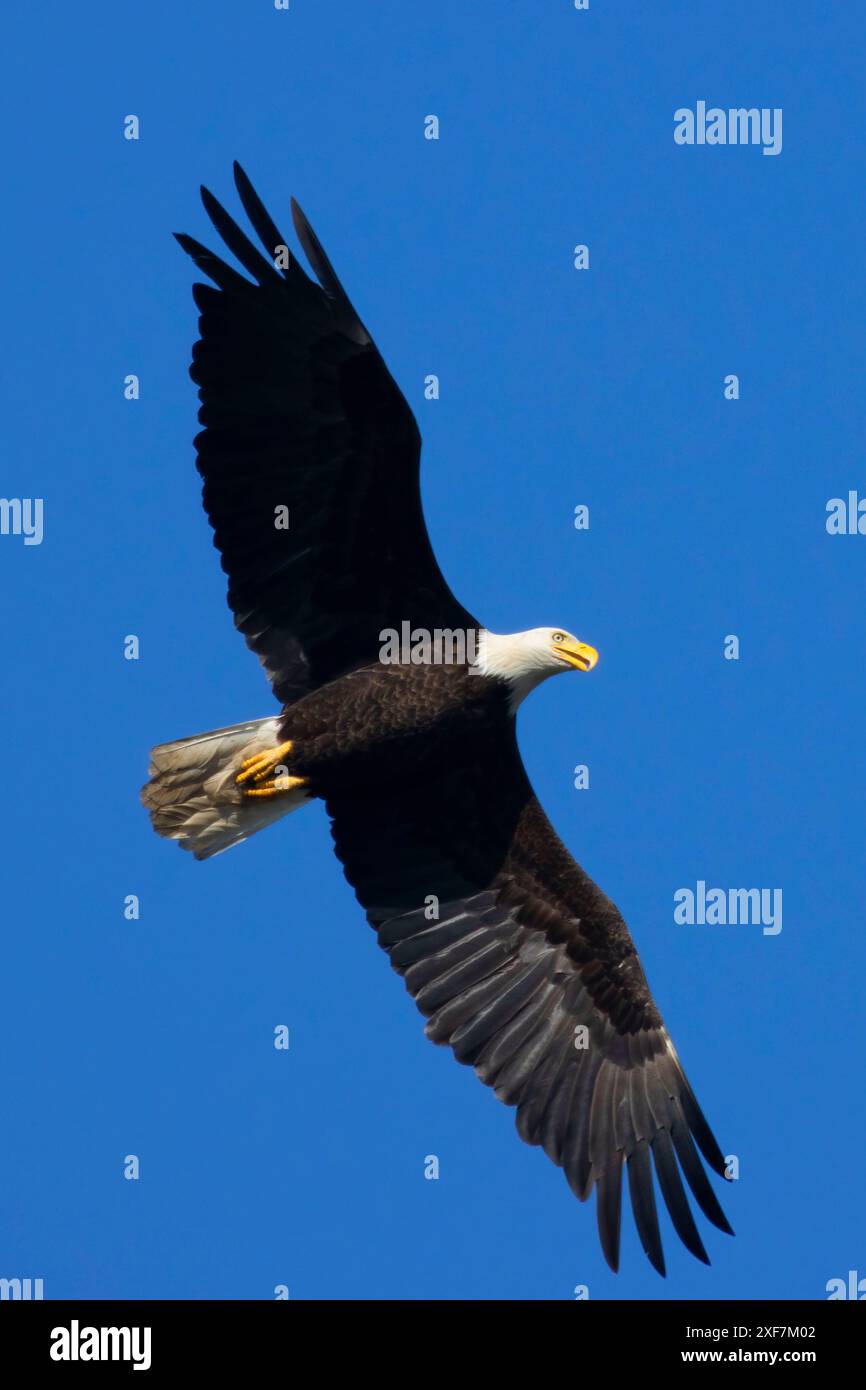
xmin=474 ymin=629 xmax=557 ymax=712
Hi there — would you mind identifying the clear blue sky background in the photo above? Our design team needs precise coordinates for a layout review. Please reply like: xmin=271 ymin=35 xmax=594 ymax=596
xmin=1 ymin=1 xmax=863 ymax=1301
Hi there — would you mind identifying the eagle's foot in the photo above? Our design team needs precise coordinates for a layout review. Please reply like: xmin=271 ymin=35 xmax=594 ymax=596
xmin=236 ymin=738 xmax=308 ymax=798
xmin=236 ymin=740 xmax=295 ymax=787
xmin=242 ymin=775 xmax=308 ymax=799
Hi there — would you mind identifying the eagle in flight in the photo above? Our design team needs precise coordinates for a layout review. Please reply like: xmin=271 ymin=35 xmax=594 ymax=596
xmin=142 ymin=164 xmax=733 ymax=1276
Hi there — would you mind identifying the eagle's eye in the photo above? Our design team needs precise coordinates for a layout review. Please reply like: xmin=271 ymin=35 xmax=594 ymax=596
xmin=552 ymin=632 xmax=565 ymax=643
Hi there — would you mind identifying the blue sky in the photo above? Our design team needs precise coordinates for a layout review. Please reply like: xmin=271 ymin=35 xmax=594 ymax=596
xmin=1 ymin=0 xmax=864 ymax=1300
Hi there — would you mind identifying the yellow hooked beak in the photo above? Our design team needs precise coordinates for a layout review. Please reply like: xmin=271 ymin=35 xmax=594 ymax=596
xmin=553 ymin=637 xmax=599 ymax=672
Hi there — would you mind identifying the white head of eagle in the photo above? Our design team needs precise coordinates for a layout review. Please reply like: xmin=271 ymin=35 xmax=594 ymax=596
xmin=476 ymin=627 xmax=599 ymax=709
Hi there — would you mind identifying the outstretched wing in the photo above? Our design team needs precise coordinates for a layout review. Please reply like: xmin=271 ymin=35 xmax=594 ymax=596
xmin=175 ymin=163 xmax=476 ymax=704
xmin=326 ymin=729 xmax=733 ymax=1275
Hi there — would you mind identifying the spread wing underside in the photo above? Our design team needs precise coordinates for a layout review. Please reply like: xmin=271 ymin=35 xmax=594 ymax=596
xmin=175 ymin=163 xmax=476 ymax=704
xmin=326 ymin=730 xmax=732 ymax=1274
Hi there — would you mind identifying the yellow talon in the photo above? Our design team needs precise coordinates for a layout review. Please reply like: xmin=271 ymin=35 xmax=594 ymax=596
xmin=236 ymin=740 xmax=294 ymax=786
xmin=243 ymin=775 xmax=308 ymax=799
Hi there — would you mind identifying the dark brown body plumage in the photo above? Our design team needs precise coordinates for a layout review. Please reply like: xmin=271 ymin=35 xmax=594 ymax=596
xmin=279 ymin=661 xmax=511 ymax=791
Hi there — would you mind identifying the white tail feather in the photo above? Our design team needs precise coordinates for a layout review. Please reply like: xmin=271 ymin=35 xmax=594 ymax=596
xmin=141 ymin=716 xmax=309 ymax=860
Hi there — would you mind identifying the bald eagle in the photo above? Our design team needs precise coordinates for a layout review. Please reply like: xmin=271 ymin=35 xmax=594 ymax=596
xmin=142 ymin=164 xmax=733 ymax=1276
